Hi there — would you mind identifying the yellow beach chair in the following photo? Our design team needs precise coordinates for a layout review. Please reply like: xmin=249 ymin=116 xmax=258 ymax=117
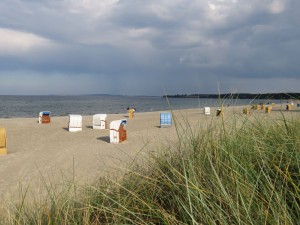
xmin=0 ymin=128 xmax=7 ymax=155
xmin=128 ymin=109 xmax=135 ymax=119
xmin=243 ymin=108 xmax=250 ymax=115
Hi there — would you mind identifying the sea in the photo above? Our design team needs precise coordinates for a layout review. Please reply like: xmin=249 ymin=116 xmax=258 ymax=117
xmin=0 ymin=95 xmax=284 ymax=118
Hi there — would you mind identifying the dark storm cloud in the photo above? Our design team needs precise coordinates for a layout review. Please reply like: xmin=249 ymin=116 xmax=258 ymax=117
xmin=0 ymin=0 xmax=299 ymax=95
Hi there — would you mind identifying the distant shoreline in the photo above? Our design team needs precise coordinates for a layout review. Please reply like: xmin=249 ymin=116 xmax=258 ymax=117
xmin=0 ymin=93 xmax=299 ymax=100
xmin=163 ymin=93 xmax=300 ymax=100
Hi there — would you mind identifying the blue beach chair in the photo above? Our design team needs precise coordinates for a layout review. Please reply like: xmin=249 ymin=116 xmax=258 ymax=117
xmin=160 ymin=112 xmax=172 ymax=128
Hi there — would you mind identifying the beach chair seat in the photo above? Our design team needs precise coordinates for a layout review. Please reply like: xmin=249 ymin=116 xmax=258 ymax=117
xmin=0 ymin=128 xmax=7 ymax=155
xmin=160 ymin=112 xmax=172 ymax=128
xmin=204 ymin=107 xmax=211 ymax=115
xmin=69 ymin=115 xmax=82 ymax=132
xmin=38 ymin=111 xmax=51 ymax=124
xmin=93 ymin=114 xmax=107 ymax=130
xmin=109 ymin=120 xmax=127 ymax=143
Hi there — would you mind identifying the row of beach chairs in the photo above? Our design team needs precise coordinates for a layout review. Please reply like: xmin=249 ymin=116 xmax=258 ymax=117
xmin=39 ymin=112 xmax=108 ymax=129
xmin=37 ymin=111 xmax=173 ymax=145
xmin=7 ymin=103 xmax=295 ymax=155
xmin=67 ymin=114 xmax=127 ymax=143
xmin=0 ymin=106 xmax=223 ymax=156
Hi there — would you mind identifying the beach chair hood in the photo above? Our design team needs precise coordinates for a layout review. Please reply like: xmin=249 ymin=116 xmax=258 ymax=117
xmin=93 ymin=114 xmax=107 ymax=123
xmin=110 ymin=119 xmax=126 ymax=131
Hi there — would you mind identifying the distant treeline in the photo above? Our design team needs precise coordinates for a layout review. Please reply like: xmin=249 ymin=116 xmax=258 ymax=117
xmin=163 ymin=93 xmax=300 ymax=100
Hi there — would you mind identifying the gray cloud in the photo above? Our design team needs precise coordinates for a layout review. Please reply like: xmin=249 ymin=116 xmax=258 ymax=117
xmin=0 ymin=0 xmax=299 ymax=95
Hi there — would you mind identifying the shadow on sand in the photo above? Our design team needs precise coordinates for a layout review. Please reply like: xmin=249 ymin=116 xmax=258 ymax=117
xmin=97 ymin=136 xmax=110 ymax=143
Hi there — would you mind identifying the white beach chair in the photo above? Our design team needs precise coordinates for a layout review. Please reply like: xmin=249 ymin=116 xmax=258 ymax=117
xmin=93 ymin=114 xmax=107 ymax=130
xmin=0 ymin=128 xmax=7 ymax=155
xmin=204 ymin=107 xmax=211 ymax=115
xmin=109 ymin=120 xmax=127 ymax=143
xmin=38 ymin=111 xmax=51 ymax=124
xmin=68 ymin=114 xmax=82 ymax=132
xmin=160 ymin=112 xmax=172 ymax=128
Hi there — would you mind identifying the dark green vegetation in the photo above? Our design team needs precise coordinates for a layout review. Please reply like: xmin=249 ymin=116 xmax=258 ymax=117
xmin=2 ymin=115 xmax=300 ymax=224
xmin=163 ymin=92 xmax=300 ymax=100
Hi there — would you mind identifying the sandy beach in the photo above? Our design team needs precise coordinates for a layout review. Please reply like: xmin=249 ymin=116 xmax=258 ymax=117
xmin=0 ymin=105 xmax=299 ymax=201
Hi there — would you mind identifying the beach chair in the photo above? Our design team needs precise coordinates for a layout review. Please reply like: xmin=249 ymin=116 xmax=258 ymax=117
xmin=38 ymin=111 xmax=51 ymax=124
xmin=243 ymin=108 xmax=250 ymax=115
xmin=265 ymin=106 xmax=272 ymax=114
xmin=216 ymin=108 xmax=223 ymax=116
xmin=204 ymin=107 xmax=210 ymax=115
xmin=286 ymin=105 xmax=292 ymax=110
xmin=128 ymin=109 xmax=135 ymax=119
xmin=93 ymin=114 xmax=107 ymax=130
xmin=0 ymin=128 xmax=7 ymax=155
xmin=160 ymin=112 xmax=172 ymax=128
xmin=110 ymin=120 xmax=127 ymax=143
xmin=68 ymin=115 xmax=82 ymax=132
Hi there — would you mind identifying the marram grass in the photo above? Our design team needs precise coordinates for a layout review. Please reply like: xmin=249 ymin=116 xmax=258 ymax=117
xmin=1 ymin=114 xmax=299 ymax=225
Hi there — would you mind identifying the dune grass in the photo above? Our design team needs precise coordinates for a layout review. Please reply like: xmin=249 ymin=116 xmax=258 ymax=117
xmin=1 ymin=112 xmax=299 ymax=225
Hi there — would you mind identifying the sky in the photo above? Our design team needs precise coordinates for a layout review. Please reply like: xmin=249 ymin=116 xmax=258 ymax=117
xmin=0 ymin=0 xmax=299 ymax=95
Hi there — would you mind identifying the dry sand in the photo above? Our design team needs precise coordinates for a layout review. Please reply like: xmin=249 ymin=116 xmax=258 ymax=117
xmin=0 ymin=105 xmax=299 ymax=202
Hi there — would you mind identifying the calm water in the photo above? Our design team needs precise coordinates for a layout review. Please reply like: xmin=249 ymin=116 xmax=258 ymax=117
xmin=0 ymin=95 xmax=282 ymax=118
